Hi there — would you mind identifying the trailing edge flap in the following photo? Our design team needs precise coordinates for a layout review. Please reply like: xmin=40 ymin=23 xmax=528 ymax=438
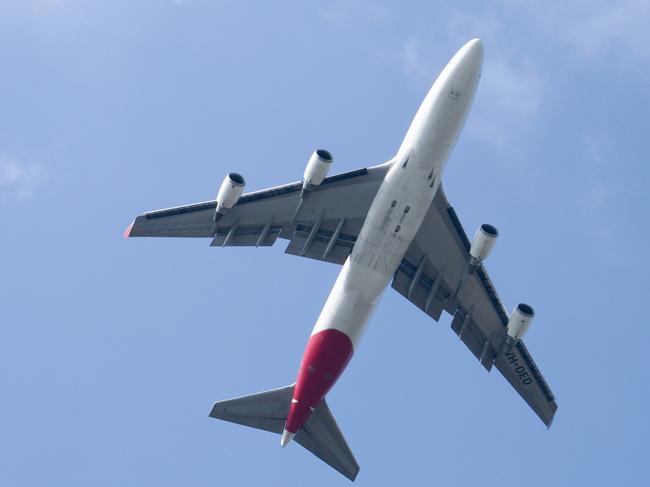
xmin=209 ymin=385 xmax=360 ymax=481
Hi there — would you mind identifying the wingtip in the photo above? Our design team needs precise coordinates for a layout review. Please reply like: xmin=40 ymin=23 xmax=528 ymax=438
xmin=208 ymin=403 xmax=224 ymax=419
xmin=123 ymin=221 xmax=134 ymax=239
xmin=546 ymin=413 xmax=556 ymax=430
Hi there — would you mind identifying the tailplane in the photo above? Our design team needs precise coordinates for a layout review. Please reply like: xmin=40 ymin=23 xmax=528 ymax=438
xmin=209 ymin=385 xmax=360 ymax=481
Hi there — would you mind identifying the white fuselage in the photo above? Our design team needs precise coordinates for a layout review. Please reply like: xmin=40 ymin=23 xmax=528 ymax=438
xmin=282 ymin=38 xmax=484 ymax=442
xmin=311 ymin=39 xmax=484 ymax=348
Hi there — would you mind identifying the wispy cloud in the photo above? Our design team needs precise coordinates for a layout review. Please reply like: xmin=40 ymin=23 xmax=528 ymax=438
xmin=0 ymin=158 xmax=44 ymax=200
xmin=470 ymin=53 xmax=543 ymax=149
xmin=398 ymin=37 xmax=437 ymax=83
xmin=577 ymin=132 xmax=627 ymax=216
xmin=315 ymin=2 xmax=644 ymax=154
xmin=573 ymin=130 xmax=644 ymax=259
xmin=508 ymin=0 xmax=650 ymax=63
xmin=395 ymin=11 xmax=545 ymax=151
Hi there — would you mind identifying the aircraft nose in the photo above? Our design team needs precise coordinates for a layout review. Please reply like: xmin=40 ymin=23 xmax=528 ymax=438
xmin=460 ymin=38 xmax=484 ymax=71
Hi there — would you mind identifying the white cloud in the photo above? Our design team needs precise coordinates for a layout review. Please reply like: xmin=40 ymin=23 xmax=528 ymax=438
xmin=448 ymin=11 xmax=545 ymax=149
xmin=316 ymin=3 xmax=642 ymax=154
xmin=395 ymin=11 xmax=545 ymax=151
xmin=508 ymin=0 xmax=650 ymax=62
xmin=577 ymin=132 xmax=625 ymax=215
xmin=398 ymin=38 xmax=437 ymax=83
xmin=0 ymin=158 xmax=43 ymax=200
xmin=470 ymin=52 xmax=544 ymax=148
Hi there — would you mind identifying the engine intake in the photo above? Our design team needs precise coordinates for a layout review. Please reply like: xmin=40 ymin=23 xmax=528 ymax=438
xmin=469 ymin=223 xmax=498 ymax=264
xmin=215 ymin=172 xmax=245 ymax=219
xmin=303 ymin=149 xmax=333 ymax=192
xmin=506 ymin=303 xmax=535 ymax=342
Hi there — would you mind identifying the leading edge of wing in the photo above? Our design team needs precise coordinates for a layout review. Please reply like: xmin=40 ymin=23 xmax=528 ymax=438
xmin=136 ymin=167 xmax=371 ymax=223
xmin=438 ymin=188 xmax=557 ymax=406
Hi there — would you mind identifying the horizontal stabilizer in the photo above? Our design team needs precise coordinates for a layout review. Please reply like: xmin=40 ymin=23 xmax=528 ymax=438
xmin=295 ymin=398 xmax=360 ymax=481
xmin=209 ymin=385 xmax=360 ymax=481
xmin=209 ymin=385 xmax=292 ymax=434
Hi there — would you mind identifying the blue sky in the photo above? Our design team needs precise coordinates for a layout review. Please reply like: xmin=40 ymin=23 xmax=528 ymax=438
xmin=2 ymin=1 xmax=649 ymax=485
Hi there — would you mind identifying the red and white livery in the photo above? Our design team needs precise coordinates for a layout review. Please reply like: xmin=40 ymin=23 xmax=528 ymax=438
xmin=126 ymin=39 xmax=557 ymax=481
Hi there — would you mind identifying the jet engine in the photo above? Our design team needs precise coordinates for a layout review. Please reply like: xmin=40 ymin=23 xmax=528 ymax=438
xmin=506 ymin=303 xmax=535 ymax=342
xmin=303 ymin=149 xmax=333 ymax=192
xmin=215 ymin=172 xmax=245 ymax=218
xmin=469 ymin=223 xmax=498 ymax=264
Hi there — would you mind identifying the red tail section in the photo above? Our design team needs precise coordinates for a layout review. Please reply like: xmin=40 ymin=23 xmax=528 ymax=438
xmin=285 ymin=329 xmax=353 ymax=433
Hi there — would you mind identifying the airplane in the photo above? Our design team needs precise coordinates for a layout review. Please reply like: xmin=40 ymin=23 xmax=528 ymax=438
xmin=125 ymin=38 xmax=557 ymax=481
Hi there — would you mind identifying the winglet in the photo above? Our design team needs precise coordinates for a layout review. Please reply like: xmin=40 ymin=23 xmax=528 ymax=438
xmin=123 ymin=221 xmax=134 ymax=239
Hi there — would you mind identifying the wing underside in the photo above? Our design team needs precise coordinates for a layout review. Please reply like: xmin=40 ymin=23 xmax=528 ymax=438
xmin=127 ymin=165 xmax=389 ymax=265
xmin=392 ymin=186 xmax=557 ymax=426
xmin=128 ymin=167 xmax=556 ymax=426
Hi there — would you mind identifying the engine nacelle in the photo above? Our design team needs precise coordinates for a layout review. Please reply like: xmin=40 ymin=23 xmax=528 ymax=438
xmin=506 ymin=303 xmax=535 ymax=341
xmin=303 ymin=149 xmax=333 ymax=191
xmin=216 ymin=172 xmax=245 ymax=216
xmin=469 ymin=223 xmax=498 ymax=264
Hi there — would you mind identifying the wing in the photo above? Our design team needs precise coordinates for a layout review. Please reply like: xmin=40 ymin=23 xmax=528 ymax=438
xmin=126 ymin=164 xmax=389 ymax=265
xmin=391 ymin=185 xmax=557 ymax=426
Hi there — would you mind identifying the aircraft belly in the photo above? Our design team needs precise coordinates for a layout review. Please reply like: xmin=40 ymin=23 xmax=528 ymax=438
xmin=311 ymin=170 xmax=436 ymax=347
xmin=282 ymin=38 xmax=485 ymax=447
xmin=287 ymin=177 xmax=442 ymax=437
